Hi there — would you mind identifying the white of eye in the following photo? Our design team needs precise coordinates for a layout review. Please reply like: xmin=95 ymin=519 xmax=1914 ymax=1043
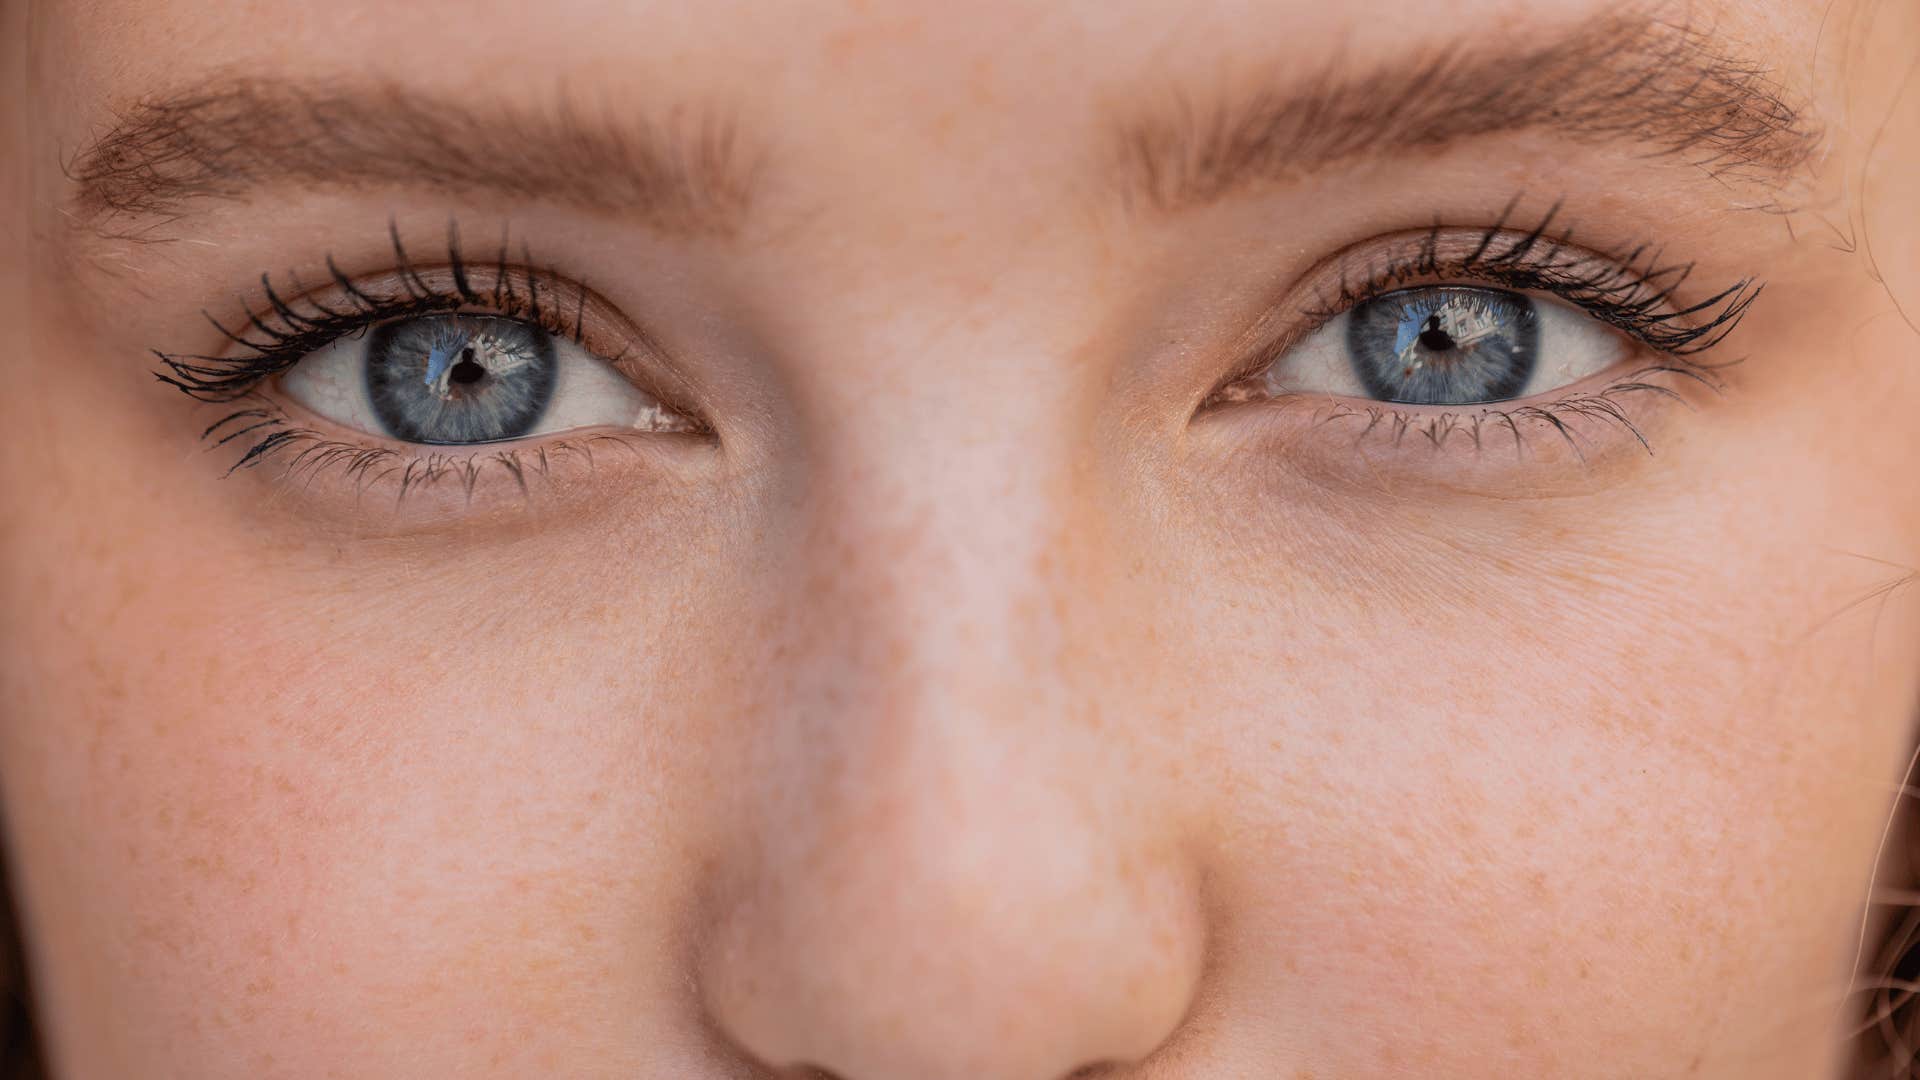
xmin=1260 ymin=291 xmax=1634 ymax=402
xmin=280 ymin=322 xmax=687 ymax=440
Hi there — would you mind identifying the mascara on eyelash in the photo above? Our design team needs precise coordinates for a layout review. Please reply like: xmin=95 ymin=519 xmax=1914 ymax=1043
xmin=149 ymin=219 xmax=591 ymax=404
xmin=1303 ymin=197 xmax=1763 ymax=359
xmin=1207 ymin=196 xmax=1754 ymax=458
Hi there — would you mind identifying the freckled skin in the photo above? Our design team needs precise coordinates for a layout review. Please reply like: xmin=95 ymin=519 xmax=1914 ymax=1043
xmin=3 ymin=1 xmax=1920 ymax=1079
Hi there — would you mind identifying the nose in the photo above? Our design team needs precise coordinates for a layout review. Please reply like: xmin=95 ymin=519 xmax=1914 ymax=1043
xmin=697 ymin=417 xmax=1207 ymax=1080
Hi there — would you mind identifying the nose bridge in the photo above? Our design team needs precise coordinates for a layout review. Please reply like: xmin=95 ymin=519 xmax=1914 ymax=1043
xmin=802 ymin=396 xmax=1074 ymax=724
xmin=770 ymin=389 xmax=1112 ymax=909
xmin=697 ymin=375 xmax=1204 ymax=1079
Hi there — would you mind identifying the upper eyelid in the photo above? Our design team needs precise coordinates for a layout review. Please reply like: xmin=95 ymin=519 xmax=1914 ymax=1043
xmin=1249 ymin=220 xmax=1753 ymax=370
xmin=154 ymin=229 xmax=714 ymax=431
xmin=1192 ymin=215 xmax=1759 ymax=415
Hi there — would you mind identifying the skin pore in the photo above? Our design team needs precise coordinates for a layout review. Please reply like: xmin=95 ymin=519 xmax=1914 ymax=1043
xmin=4 ymin=0 xmax=1920 ymax=1077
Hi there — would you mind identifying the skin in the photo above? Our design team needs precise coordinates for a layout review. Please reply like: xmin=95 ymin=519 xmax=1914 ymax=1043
xmin=4 ymin=0 xmax=1920 ymax=1077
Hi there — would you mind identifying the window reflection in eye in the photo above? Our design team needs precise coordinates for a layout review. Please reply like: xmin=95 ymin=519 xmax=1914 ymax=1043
xmin=1204 ymin=215 xmax=1762 ymax=459
xmin=1269 ymin=284 xmax=1630 ymax=406
xmin=280 ymin=313 xmax=691 ymax=446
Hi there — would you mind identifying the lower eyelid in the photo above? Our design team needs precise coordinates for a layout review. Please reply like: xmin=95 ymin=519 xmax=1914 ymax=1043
xmin=1192 ymin=353 xmax=1724 ymax=495
xmin=197 ymin=395 xmax=715 ymax=526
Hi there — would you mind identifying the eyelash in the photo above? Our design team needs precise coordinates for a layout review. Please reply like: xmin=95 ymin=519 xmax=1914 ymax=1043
xmin=155 ymin=222 xmax=696 ymax=494
xmin=1306 ymin=198 xmax=1761 ymax=355
xmin=155 ymin=221 xmax=601 ymax=405
xmin=1214 ymin=198 xmax=1759 ymax=455
xmin=163 ymin=201 xmax=1755 ymax=499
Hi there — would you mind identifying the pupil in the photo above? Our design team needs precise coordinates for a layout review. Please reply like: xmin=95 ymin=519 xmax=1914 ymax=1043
xmin=449 ymin=346 xmax=487 ymax=386
xmin=1417 ymin=314 xmax=1456 ymax=352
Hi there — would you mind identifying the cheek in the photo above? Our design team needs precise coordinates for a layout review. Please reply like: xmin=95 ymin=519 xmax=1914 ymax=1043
xmin=0 ymin=467 xmax=750 ymax=1073
xmin=1172 ymin=509 xmax=1920 ymax=1075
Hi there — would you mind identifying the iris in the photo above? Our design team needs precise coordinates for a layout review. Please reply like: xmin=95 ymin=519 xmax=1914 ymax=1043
xmin=363 ymin=315 xmax=558 ymax=443
xmin=1345 ymin=286 xmax=1539 ymax=404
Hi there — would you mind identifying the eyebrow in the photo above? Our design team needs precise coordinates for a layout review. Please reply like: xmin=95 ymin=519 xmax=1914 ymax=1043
xmin=1113 ymin=9 xmax=1823 ymax=213
xmin=65 ymin=80 xmax=754 ymax=238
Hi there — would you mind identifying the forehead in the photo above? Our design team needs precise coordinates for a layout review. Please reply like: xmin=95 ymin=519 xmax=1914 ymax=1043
xmin=36 ymin=0 xmax=1831 ymax=262
xmin=36 ymin=0 xmax=1821 ymax=130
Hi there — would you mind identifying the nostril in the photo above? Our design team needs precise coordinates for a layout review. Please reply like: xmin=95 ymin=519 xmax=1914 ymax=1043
xmin=785 ymin=1066 xmax=845 ymax=1080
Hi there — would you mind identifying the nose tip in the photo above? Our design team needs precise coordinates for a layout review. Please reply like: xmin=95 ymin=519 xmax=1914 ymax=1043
xmin=698 ymin=754 xmax=1206 ymax=1080
xmin=696 ymin=405 xmax=1205 ymax=1079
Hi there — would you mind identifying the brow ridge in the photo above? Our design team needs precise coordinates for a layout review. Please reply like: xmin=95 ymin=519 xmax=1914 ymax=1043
xmin=1115 ymin=9 xmax=1823 ymax=213
xmin=65 ymin=79 xmax=754 ymax=238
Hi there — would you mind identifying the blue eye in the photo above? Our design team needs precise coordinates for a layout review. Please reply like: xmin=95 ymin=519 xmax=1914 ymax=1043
xmin=280 ymin=311 xmax=693 ymax=446
xmin=363 ymin=315 xmax=558 ymax=443
xmin=1346 ymin=287 xmax=1539 ymax=405
xmin=1247 ymin=282 xmax=1632 ymax=408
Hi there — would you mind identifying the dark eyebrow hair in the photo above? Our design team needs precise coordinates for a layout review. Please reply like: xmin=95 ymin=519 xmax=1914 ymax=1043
xmin=64 ymin=79 xmax=755 ymax=238
xmin=1114 ymin=9 xmax=1823 ymax=213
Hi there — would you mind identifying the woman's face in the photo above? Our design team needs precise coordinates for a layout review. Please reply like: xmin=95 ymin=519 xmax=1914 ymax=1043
xmin=6 ymin=0 xmax=1920 ymax=1077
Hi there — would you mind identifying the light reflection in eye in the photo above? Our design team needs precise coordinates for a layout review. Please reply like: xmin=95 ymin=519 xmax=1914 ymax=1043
xmin=1260 ymin=285 xmax=1633 ymax=406
xmin=281 ymin=313 xmax=692 ymax=445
